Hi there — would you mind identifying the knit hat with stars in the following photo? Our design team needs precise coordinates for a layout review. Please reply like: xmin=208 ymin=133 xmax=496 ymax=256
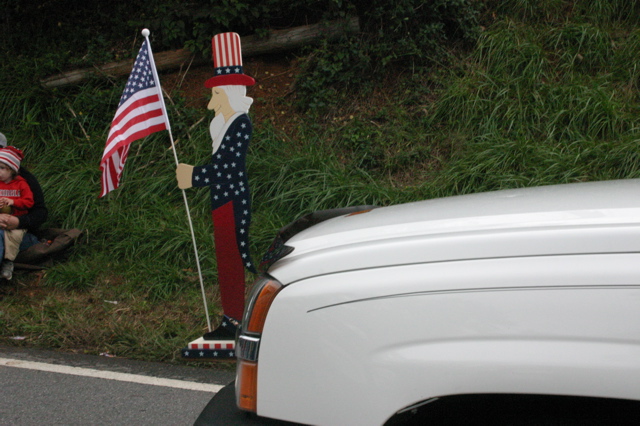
xmin=0 ymin=146 xmax=24 ymax=172
xmin=205 ymin=32 xmax=255 ymax=88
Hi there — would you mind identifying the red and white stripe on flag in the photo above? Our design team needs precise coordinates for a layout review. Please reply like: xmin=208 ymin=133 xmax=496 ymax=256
xmin=100 ymin=143 xmax=131 ymax=197
xmin=100 ymin=39 xmax=168 ymax=197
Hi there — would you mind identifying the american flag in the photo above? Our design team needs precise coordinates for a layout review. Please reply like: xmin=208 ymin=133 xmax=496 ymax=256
xmin=100 ymin=38 xmax=168 ymax=197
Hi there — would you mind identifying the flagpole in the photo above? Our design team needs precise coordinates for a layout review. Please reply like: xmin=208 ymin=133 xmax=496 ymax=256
xmin=142 ymin=29 xmax=212 ymax=333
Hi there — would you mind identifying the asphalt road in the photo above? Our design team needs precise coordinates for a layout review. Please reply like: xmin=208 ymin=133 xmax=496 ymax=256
xmin=0 ymin=345 xmax=235 ymax=425
xmin=8 ymin=346 xmax=640 ymax=426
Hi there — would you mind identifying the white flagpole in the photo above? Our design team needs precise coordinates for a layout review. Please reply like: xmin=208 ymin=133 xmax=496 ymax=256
xmin=142 ymin=29 xmax=212 ymax=333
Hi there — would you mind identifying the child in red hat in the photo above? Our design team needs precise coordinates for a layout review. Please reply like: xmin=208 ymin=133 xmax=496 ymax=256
xmin=0 ymin=146 xmax=34 ymax=279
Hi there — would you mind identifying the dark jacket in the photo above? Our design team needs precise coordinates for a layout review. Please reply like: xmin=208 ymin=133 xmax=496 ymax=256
xmin=18 ymin=166 xmax=48 ymax=232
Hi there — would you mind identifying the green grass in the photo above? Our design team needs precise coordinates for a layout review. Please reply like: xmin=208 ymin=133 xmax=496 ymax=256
xmin=1 ymin=2 xmax=640 ymax=363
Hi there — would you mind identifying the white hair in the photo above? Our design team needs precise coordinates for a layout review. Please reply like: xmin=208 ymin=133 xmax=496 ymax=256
xmin=219 ymin=85 xmax=253 ymax=113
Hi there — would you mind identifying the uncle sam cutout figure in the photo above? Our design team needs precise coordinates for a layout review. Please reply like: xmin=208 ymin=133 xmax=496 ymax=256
xmin=177 ymin=33 xmax=256 ymax=343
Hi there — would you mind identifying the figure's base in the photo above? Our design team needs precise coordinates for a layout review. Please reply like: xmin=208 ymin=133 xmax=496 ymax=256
xmin=181 ymin=337 xmax=236 ymax=360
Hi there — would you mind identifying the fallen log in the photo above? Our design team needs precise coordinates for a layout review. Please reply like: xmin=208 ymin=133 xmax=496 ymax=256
xmin=41 ymin=18 xmax=359 ymax=88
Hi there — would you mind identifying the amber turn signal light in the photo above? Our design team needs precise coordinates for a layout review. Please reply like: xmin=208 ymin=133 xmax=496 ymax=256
xmin=246 ymin=279 xmax=282 ymax=334
xmin=236 ymin=360 xmax=258 ymax=412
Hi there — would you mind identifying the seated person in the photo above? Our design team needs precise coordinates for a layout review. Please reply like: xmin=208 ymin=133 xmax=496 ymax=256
xmin=0 ymin=146 xmax=34 ymax=279
xmin=0 ymin=133 xmax=48 ymax=257
xmin=0 ymin=133 xmax=49 ymax=245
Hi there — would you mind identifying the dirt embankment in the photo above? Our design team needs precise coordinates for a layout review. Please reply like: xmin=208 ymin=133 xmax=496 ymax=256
xmin=160 ymin=54 xmax=301 ymax=136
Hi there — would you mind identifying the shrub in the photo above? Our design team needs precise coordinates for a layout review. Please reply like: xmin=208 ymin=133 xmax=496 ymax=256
xmin=295 ymin=0 xmax=481 ymax=110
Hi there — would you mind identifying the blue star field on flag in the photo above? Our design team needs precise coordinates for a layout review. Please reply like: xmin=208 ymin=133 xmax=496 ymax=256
xmin=119 ymin=43 xmax=156 ymax=106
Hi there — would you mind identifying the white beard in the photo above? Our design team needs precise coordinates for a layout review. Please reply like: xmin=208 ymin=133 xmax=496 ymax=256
xmin=209 ymin=113 xmax=226 ymax=154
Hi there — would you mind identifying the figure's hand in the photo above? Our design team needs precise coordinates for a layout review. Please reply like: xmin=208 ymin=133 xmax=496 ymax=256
xmin=176 ymin=163 xmax=194 ymax=189
xmin=0 ymin=198 xmax=9 ymax=207
xmin=0 ymin=214 xmax=19 ymax=230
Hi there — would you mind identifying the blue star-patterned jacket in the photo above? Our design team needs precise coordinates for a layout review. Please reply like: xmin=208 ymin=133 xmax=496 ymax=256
xmin=191 ymin=113 xmax=255 ymax=272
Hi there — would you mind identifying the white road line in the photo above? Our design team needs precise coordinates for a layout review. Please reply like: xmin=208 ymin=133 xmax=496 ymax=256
xmin=0 ymin=357 xmax=223 ymax=393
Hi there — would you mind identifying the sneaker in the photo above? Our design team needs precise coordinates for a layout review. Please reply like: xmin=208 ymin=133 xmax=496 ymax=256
xmin=1 ymin=260 xmax=13 ymax=280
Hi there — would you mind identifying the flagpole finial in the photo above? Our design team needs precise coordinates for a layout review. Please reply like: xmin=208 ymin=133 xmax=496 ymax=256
xmin=141 ymin=28 xmax=150 ymax=38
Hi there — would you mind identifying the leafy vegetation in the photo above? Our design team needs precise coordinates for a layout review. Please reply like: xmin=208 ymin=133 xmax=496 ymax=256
xmin=1 ymin=0 xmax=639 ymax=362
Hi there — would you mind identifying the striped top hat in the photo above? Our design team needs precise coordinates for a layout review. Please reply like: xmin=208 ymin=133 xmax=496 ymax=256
xmin=205 ymin=32 xmax=255 ymax=88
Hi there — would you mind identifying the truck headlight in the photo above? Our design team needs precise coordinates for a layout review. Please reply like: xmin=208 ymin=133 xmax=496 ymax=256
xmin=236 ymin=275 xmax=283 ymax=412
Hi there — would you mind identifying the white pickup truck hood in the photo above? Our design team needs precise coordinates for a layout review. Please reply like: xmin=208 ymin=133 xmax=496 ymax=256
xmin=268 ymin=179 xmax=640 ymax=285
